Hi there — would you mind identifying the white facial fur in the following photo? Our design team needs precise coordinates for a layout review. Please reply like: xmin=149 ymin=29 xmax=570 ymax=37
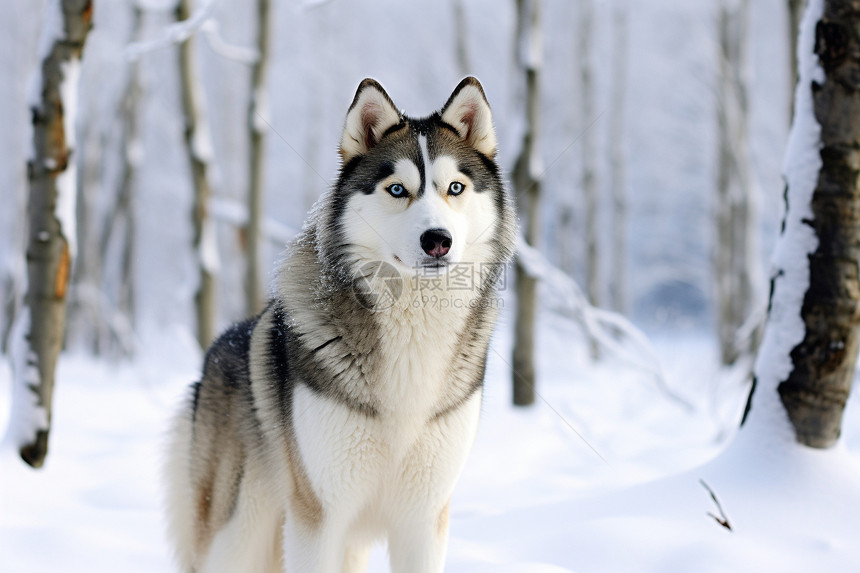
xmin=341 ymin=148 xmax=497 ymax=275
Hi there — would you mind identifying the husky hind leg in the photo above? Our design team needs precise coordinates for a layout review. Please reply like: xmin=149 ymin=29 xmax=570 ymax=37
xmin=165 ymin=405 xmax=284 ymax=573
xmin=197 ymin=464 xmax=284 ymax=573
xmin=166 ymin=318 xmax=271 ymax=571
xmin=164 ymin=409 xmax=196 ymax=573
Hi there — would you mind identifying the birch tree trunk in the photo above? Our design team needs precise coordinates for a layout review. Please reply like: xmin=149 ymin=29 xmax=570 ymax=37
xmin=109 ymin=2 xmax=143 ymax=353
xmin=609 ymin=0 xmax=628 ymax=314
xmin=779 ymin=0 xmax=860 ymax=446
xmin=556 ymin=207 xmax=576 ymax=275
xmin=512 ymin=0 xmax=542 ymax=406
xmin=120 ymin=15 xmax=141 ymax=334
xmin=88 ymin=1 xmax=143 ymax=356
xmin=743 ymin=0 xmax=860 ymax=449
xmin=580 ymin=0 xmax=601 ymax=359
xmin=1 ymin=273 xmax=19 ymax=353
xmin=11 ymin=0 xmax=93 ymax=468
xmin=176 ymin=0 xmax=218 ymax=347
xmin=69 ymin=94 xmax=103 ymax=354
xmin=581 ymin=0 xmax=598 ymax=315
xmin=245 ymin=0 xmax=270 ymax=316
xmin=715 ymin=0 xmax=758 ymax=366
xmin=788 ymin=0 xmax=807 ymax=116
xmin=301 ymin=85 xmax=322 ymax=212
xmin=453 ymin=0 xmax=472 ymax=76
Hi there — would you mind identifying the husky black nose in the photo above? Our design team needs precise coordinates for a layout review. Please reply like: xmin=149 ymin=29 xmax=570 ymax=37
xmin=420 ymin=229 xmax=452 ymax=258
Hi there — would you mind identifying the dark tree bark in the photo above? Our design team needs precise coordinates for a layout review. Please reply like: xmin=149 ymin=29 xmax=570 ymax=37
xmin=512 ymin=0 xmax=542 ymax=406
xmin=776 ymin=0 xmax=860 ymax=447
xmin=16 ymin=0 xmax=93 ymax=468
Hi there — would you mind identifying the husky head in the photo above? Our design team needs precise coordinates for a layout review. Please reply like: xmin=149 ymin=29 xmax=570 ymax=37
xmin=317 ymin=77 xmax=515 ymax=301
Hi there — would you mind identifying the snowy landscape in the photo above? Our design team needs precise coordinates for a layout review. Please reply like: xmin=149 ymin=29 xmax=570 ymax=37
xmin=4 ymin=0 xmax=860 ymax=571
xmin=4 ymin=322 xmax=860 ymax=571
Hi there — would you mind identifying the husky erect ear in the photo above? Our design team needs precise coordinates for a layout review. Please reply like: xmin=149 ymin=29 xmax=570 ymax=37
xmin=440 ymin=76 xmax=497 ymax=158
xmin=340 ymin=79 xmax=402 ymax=163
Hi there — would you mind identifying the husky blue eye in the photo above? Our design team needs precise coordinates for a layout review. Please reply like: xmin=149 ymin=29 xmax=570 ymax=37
xmin=387 ymin=183 xmax=407 ymax=198
xmin=448 ymin=182 xmax=465 ymax=196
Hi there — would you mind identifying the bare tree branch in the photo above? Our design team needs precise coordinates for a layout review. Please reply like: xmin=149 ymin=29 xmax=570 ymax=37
xmin=700 ymin=479 xmax=733 ymax=531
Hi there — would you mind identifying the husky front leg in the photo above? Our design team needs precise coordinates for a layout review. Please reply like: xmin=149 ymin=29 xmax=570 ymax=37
xmin=387 ymin=502 xmax=450 ymax=573
xmin=387 ymin=394 xmax=482 ymax=573
xmin=342 ymin=545 xmax=371 ymax=573
xmin=282 ymin=514 xmax=345 ymax=573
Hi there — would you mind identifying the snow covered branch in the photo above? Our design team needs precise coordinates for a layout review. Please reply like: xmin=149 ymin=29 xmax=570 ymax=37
xmin=200 ymin=20 xmax=259 ymax=64
xmin=516 ymin=237 xmax=694 ymax=411
xmin=125 ymin=0 xmax=260 ymax=65
xmin=125 ymin=0 xmax=216 ymax=61
xmin=210 ymin=197 xmax=297 ymax=246
xmin=302 ymin=0 xmax=337 ymax=10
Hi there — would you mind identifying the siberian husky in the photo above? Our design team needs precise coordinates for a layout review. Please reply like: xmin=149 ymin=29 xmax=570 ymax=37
xmin=164 ymin=76 xmax=516 ymax=572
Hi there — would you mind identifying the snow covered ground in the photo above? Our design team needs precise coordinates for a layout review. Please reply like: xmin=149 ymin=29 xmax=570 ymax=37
xmin=3 ymin=310 xmax=860 ymax=572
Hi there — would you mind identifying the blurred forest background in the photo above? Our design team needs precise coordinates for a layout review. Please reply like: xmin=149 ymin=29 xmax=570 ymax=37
xmin=12 ymin=2 xmax=860 ymax=571
xmin=0 ymin=0 xmax=790 ymax=364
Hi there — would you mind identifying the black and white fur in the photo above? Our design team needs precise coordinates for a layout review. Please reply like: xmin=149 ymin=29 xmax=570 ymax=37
xmin=164 ymin=77 xmax=516 ymax=573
